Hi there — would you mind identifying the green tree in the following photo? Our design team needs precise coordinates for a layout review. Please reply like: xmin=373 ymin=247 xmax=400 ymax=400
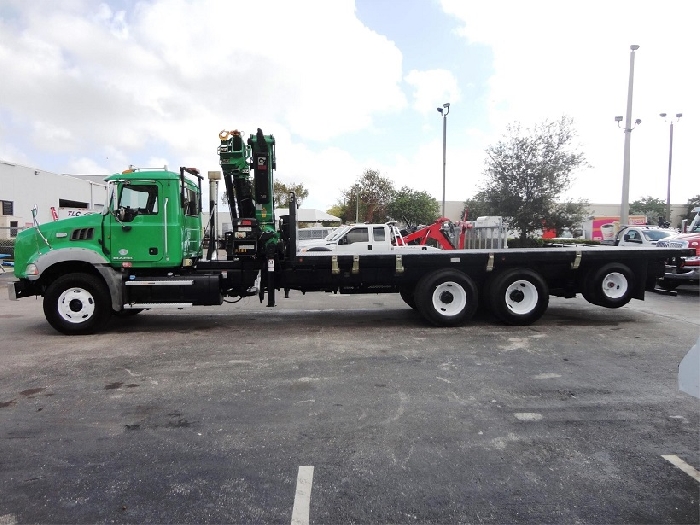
xmin=326 ymin=201 xmax=347 ymax=221
xmin=387 ymin=187 xmax=440 ymax=229
xmin=546 ymin=200 xmax=589 ymax=236
xmin=462 ymin=191 xmax=495 ymax=221
xmin=680 ymin=194 xmax=700 ymax=227
xmin=480 ymin=116 xmax=588 ymax=240
xmin=273 ymin=180 xmax=309 ymax=208
xmin=343 ymin=169 xmax=395 ymax=223
xmin=629 ymin=196 xmax=667 ymax=225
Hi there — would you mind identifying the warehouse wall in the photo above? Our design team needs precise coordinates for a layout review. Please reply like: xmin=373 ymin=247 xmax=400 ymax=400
xmin=0 ymin=161 xmax=107 ymax=238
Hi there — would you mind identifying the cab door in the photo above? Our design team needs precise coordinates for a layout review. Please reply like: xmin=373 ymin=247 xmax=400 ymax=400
xmin=108 ymin=182 xmax=166 ymax=266
xmin=336 ymin=226 xmax=370 ymax=251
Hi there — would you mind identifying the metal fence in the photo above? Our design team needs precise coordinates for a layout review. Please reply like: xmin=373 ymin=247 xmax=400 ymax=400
xmin=461 ymin=216 xmax=508 ymax=249
xmin=0 ymin=226 xmax=27 ymax=261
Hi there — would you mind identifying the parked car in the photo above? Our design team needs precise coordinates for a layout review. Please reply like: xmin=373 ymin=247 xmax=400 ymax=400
xmin=298 ymin=223 xmax=440 ymax=253
xmin=655 ymin=223 xmax=700 ymax=289
xmin=614 ymin=225 xmax=676 ymax=247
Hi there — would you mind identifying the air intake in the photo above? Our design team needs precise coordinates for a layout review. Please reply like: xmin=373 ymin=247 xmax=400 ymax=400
xmin=71 ymin=228 xmax=94 ymax=241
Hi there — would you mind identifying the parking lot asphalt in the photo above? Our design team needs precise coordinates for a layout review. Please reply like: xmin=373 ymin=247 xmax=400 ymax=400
xmin=1 ymin=273 xmax=699 ymax=524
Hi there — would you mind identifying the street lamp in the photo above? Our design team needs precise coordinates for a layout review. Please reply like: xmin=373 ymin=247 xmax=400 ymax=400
xmin=659 ymin=112 xmax=682 ymax=225
xmin=437 ymin=102 xmax=450 ymax=218
xmin=619 ymin=45 xmax=640 ymax=226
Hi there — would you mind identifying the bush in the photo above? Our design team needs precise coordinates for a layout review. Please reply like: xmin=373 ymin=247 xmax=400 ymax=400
xmin=545 ymin=238 xmax=600 ymax=246
xmin=507 ymin=238 xmax=544 ymax=248
xmin=508 ymin=238 xmax=600 ymax=248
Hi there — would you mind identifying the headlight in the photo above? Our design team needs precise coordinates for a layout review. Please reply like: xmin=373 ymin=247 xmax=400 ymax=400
xmin=25 ymin=263 xmax=39 ymax=276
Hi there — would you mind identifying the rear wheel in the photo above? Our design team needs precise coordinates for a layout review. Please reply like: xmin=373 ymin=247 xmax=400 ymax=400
xmin=44 ymin=273 xmax=112 ymax=335
xmin=583 ymin=263 xmax=635 ymax=308
xmin=414 ymin=269 xmax=478 ymax=326
xmin=113 ymin=308 xmax=144 ymax=317
xmin=399 ymin=286 xmax=417 ymax=310
xmin=488 ymin=268 xmax=549 ymax=325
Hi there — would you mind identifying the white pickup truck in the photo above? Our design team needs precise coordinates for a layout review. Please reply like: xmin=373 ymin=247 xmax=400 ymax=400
xmin=614 ymin=225 xmax=677 ymax=247
xmin=298 ymin=223 xmax=438 ymax=252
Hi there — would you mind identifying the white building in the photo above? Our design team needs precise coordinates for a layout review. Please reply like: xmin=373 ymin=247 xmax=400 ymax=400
xmin=0 ymin=161 xmax=107 ymax=239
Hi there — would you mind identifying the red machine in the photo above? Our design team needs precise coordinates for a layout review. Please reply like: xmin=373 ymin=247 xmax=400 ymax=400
xmin=400 ymin=217 xmax=473 ymax=250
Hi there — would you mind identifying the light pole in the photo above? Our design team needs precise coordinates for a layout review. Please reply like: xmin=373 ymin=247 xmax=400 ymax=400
xmin=618 ymin=45 xmax=641 ymax=226
xmin=659 ymin=112 xmax=682 ymax=224
xmin=437 ymin=102 xmax=450 ymax=218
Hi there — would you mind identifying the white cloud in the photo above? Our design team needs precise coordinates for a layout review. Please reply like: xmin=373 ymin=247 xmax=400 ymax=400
xmin=441 ymin=0 xmax=699 ymax=205
xmin=0 ymin=0 xmax=412 ymax=212
xmin=4 ymin=0 xmax=695 ymax=221
xmin=404 ymin=69 xmax=460 ymax=115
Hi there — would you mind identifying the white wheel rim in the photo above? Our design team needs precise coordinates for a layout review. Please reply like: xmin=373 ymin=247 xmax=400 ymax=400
xmin=504 ymin=279 xmax=538 ymax=315
xmin=57 ymin=287 xmax=96 ymax=324
xmin=431 ymin=281 xmax=467 ymax=317
xmin=601 ymin=272 xmax=628 ymax=299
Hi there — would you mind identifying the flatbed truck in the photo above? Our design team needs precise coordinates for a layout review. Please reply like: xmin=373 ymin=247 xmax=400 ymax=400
xmin=8 ymin=128 xmax=693 ymax=334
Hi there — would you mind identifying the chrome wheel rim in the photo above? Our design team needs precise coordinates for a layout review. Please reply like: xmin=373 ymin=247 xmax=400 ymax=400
xmin=431 ymin=281 xmax=467 ymax=317
xmin=601 ymin=272 xmax=628 ymax=299
xmin=505 ymin=279 xmax=538 ymax=315
xmin=57 ymin=287 xmax=95 ymax=323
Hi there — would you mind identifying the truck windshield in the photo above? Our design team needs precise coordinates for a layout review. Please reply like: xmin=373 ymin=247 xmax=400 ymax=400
xmin=326 ymin=226 xmax=350 ymax=241
xmin=643 ymin=230 xmax=672 ymax=241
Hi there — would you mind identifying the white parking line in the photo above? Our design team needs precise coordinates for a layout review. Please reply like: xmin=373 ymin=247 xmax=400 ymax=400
xmin=661 ymin=455 xmax=700 ymax=482
xmin=291 ymin=466 xmax=314 ymax=525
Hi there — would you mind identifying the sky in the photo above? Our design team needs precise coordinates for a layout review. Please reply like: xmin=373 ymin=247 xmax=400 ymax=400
xmin=0 ymin=0 xmax=697 ymax=213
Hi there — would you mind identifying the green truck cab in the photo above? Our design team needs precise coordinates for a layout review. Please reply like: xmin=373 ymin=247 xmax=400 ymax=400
xmin=103 ymin=168 xmax=203 ymax=267
xmin=14 ymin=168 xmax=203 ymax=279
xmin=11 ymin=167 xmax=209 ymax=334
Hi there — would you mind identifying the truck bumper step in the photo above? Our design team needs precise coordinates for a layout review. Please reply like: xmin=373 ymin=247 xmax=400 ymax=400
xmin=123 ymin=303 xmax=193 ymax=309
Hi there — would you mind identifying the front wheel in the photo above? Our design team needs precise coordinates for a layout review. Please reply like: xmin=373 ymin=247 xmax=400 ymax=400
xmin=656 ymin=278 xmax=679 ymax=291
xmin=414 ymin=269 xmax=478 ymax=326
xmin=488 ymin=268 xmax=549 ymax=325
xmin=44 ymin=273 xmax=112 ymax=335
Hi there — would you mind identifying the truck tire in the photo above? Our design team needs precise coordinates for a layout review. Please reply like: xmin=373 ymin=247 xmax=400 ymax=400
xmin=583 ymin=263 xmax=635 ymax=308
xmin=43 ymin=273 xmax=112 ymax=335
xmin=414 ymin=269 xmax=478 ymax=326
xmin=656 ymin=278 xmax=679 ymax=291
xmin=113 ymin=308 xmax=144 ymax=317
xmin=399 ymin=286 xmax=417 ymax=310
xmin=488 ymin=268 xmax=549 ymax=325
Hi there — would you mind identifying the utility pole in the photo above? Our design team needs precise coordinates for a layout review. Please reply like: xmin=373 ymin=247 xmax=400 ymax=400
xmin=437 ymin=103 xmax=450 ymax=218
xmin=620 ymin=45 xmax=639 ymax=226
xmin=660 ymin=112 xmax=682 ymax=224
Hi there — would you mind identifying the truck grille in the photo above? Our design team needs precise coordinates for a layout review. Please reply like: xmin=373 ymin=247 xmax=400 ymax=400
xmin=657 ymin=240 xmax=687 ymax=248
xmin=71 ymin=228 xmax=94 ymax=241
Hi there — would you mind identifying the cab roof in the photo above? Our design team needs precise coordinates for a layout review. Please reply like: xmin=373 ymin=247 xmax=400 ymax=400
xmin=104 ymin=169 xmax=181 ymax=182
